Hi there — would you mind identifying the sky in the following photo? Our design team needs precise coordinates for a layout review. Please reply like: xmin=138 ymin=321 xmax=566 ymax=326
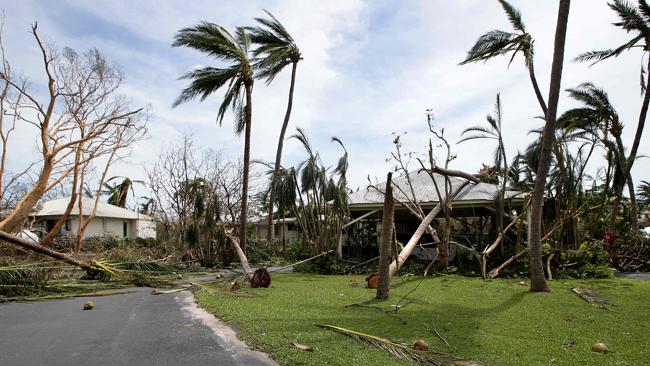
xmin=1 ymin=0 xmax=649 ymax=199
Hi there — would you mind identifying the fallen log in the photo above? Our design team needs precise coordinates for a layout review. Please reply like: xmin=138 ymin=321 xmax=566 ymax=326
xmin=388 ymin=181 xmax=472 ymax=277
xmin=0 ymin=230 xmax=93 ymax=272
xmin=223 ymin=230 xmax=253 ymax=280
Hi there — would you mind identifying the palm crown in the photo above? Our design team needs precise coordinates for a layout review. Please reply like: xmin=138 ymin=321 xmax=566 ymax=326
xmin=172 ymin=23 xmax=254 ymax=132
xmin=247 ymin=10 xmax=301 ymax=83
xmin=576 ymin=0 xmax=650 ymax=90
xmin=460 ymin=0 xmax=534 ymax=70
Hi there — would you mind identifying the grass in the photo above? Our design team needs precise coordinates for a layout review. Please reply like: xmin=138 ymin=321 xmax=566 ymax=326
xmin=195 ymin=273 xmax=650 ymax=366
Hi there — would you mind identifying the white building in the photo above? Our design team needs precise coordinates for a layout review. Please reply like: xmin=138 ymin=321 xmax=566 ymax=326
xmin=30 ymin=197 xmax=156 ymax=239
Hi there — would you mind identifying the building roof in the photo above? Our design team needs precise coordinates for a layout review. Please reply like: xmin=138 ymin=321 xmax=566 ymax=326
xmin=348 ymin=170 xmax=525 ymax=208
xmin=31 ymin=197 xmax=151 ymax=220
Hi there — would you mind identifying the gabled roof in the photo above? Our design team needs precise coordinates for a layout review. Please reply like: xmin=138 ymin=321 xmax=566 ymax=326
xmin=31 ymin=197 xmax=151 ymax=220
xmin=348 ymin=170 xmax=525 ymax=208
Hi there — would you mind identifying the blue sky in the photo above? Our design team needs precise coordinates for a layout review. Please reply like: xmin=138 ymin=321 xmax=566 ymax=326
xmin=2 ymin=0 xmax=649 ymax=196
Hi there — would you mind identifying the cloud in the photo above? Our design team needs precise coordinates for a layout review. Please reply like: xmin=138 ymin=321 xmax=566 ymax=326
xmin=1 ymin=0 xmax=648 ymax=197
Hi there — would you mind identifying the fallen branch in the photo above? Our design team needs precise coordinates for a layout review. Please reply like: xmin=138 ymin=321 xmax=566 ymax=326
xmin=389 ymin=181 xmax=472 ymax=277
xmin=269 ymin=250 xmax=334 ymax=273
xmin=487 ymin=248 xmax=528 ymax=279
xmin=0 ymin=230 xmax=93 ymax=272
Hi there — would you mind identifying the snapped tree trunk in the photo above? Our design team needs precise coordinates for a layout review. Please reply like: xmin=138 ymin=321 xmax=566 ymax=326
xmin=377 ymin=172 xmax=394 ymax=300
xmin=224 ymin=230 xmax=253 ymax=280
xmin=267 ymin=61 xmax=297 ymax=241
xmin=388 ymin=180 xmax=472 ymax=277
xmin=240 ymin=82 xmax=253 ymax=254
xmin=528 ymin=0 xmax=570 ymax=293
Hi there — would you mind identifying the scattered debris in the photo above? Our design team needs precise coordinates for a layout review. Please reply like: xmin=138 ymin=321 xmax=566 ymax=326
xmin=592 ymin=342 xmax=609 ymax=353
xmin=250 ymin=267 xmax=271 ymax=288
xmin=316 ymin=324 xmax=485 ymax=366
xmin=366 ymin=272 xmax=380 ymax=289
xmin=413 ymin=339 xmax=429 ymax=351
xmin=425 ymin=324 xmax=452 ymax=349
xmin=571 ymin=288 xmax=612 ymax=308
xmin=231 ymin=280 xmax=241 ymax=291
xmin=151 ymin=288 xmax=187 ymax=295
xmin=289 ymin=342 xmax=313 ymax=352
xmin=83 ymin=300 xmax=94 ymax=310
xmin=348 ymin=279 xmax=361 ymax=287
xmin=563 ymin=340 xmax=577 ymax=349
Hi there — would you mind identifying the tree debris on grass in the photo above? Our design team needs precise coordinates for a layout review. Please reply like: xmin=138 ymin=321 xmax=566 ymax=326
xmin=316 ymin=324 xmax=486 ymax=366
xmin=571 ymin=287 xmax=612 ymax=308
xmin=289 ymin=342 xmax=313 ymax=352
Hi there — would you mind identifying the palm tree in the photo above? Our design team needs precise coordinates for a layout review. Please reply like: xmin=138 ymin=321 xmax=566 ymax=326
xmin=173 ymin=23 xmax=255 ymax=253
xmin=102 ymin=176 xmax=143 ymax=208
xmin=460 ymin=0 xmax=548 ymax=116
xmin=558 ymin=83 xmax=628 ymax=234
xmin=247 ymin=11 xmax=302 ymax=241
xmin=638 ymin=180 xmax=650 ymax=208
xmin=575 ymin=0 xmax=650 ymax=232
xmin=459 ymin=94 xmax=509 ymax=235
xmin=527 ymin=0 xmax=571 ymax=292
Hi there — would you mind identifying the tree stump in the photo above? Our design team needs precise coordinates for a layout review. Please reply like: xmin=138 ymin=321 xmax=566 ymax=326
xmin=366 ymin=272 xmax=380 ymax=289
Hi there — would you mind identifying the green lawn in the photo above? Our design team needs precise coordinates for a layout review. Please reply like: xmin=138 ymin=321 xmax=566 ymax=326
xmin=195 ymin=274 xmax=650 ymax=366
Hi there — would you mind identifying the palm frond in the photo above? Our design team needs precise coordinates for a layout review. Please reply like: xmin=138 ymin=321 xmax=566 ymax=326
xmin=610 ymin=0 xmax=648 ymax=32
xmin=460 ymin=30 xmax=520 ymax=65
xmin=497 ymin=0 xmax=526 ymax=32
xmin=316 ymin=325 xmax=485 ymax=366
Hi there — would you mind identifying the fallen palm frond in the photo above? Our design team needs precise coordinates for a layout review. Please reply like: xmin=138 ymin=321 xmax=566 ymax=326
xmin=571 ymin=287 xmax=612 ymax=308
xmin=0 ymin=266 xmax=51 ymax=296
xmin=191 ymin=281 xmax=256 ymax=298
xmin=316 ymin=325 xmax=485 ymax=366
xmin=112 ymin=261 xmax=178 ymax=273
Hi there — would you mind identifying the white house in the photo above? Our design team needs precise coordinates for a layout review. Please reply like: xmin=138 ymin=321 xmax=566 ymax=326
xmin=30 ymin=197 xmax=156 ymax=239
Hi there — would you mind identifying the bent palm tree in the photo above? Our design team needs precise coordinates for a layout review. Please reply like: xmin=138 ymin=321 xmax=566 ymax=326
xmin=247 ymin=11 xmax=302 ymax=240
xmin=558 ymin=83 xmax=629 ymax=235
xmin=575 ymin=0 xmax=650 ymax=232
xmin=173 ymin=23 xmax=255 ymax=253
xmin=460 ymin=0 xmax=548 ymax=116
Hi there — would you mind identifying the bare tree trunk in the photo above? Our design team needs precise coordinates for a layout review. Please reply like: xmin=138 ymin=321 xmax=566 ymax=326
xmin=389 ymin=181 xmax=471 ymax=277
xmin=377 ymin=172 xmax=394 ymax=300
xmin=240 ymin=82 xmax=253 ymax=254
xmin=0 ymin=230 xmax=93 ymax=271
xmin=528 ymin=0 xmax=570 ymax=292
xmin=0 ymin=161 xmax=53 ymax=232
xmin=267 ymin=61 xmax=297 ymax=241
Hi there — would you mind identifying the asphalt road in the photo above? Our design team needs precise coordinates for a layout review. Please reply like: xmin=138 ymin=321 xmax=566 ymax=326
xmin=0 ymin=287 xmax=277 ymax=366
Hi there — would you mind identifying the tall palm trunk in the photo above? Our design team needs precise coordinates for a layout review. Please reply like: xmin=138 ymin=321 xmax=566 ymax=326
xmin=624 ymin=56 xmax=650 ymax=232
xmin=240 ymin=82 xmax=253 ymax=254
xmin=267 ymin=62 xmax=298 ymax=240
xmin=529 ymin=0 xmax=570 ymax=292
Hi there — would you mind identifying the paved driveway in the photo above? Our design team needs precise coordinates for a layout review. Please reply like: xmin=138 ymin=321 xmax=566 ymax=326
xmin=0 ymin=287 xmax=276 ymax=366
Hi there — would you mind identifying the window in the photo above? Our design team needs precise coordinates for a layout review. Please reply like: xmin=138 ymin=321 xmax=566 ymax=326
xmin=65 ymin=219 xmax=71 ymax=231
xmin=123 ymin=222 xmax=128 ymax=237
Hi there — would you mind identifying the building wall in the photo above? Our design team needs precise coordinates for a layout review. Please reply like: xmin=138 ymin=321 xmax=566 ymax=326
xmin=33 ymin=216 xmax=155 ymax=239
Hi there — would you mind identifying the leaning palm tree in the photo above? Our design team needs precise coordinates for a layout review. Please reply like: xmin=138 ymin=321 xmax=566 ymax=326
xmin=459 ymin=94 xmax=509 ymax=235
xmin=460 ymin=0 xmax=548 ymax=116
xmin=173 ymin=23 xmax=255 ymax=253
xmin=557 ymin=83 xmax=629 ymax=234
xmin=575 ymin=0 xmax=650 ymax=232
xmin=247 ymin=11 xmax=302 ymax=240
